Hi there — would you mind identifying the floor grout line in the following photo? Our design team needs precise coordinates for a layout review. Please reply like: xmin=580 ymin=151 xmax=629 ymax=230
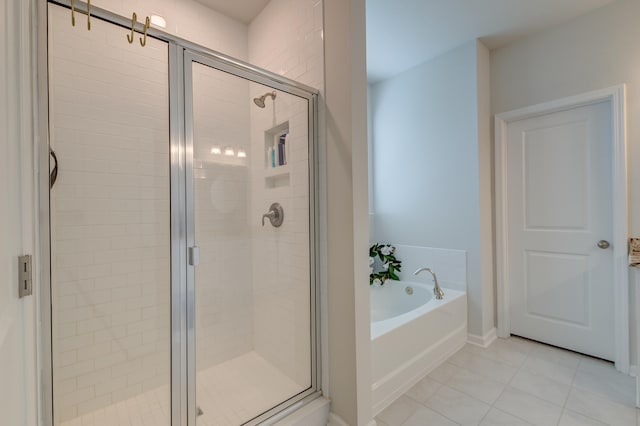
xmin=383 ymin=337 xmax=636 ymax=426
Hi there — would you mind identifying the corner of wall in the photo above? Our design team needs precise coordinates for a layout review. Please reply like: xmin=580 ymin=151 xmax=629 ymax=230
xmin=475 ymin=38 xmax=496 ymax=335
xmin=323 ymin=0 xmax=372 ymax=423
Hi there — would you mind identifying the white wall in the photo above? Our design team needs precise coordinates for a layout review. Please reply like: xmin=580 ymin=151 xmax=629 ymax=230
xmin=0 ymin=1 xmax=38 ymax=425
xmin=476 ymin=41 xmax=494 ymax=333
xmin=491 ymin=0 xmax=639 ymax=364
xmin=91 ymin=0 xmax=248 ymax=60
xmin=323 ymin=0 xmax=372 ymax=424
xmin=248 ymin=0 xmax=323 ymax=89
xmin=370 ymin=41 xmax=493 ymax=338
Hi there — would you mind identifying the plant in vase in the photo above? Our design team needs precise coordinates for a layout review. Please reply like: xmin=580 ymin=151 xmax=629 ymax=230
xmin=369 ymin=243 xmax=402 ymax=286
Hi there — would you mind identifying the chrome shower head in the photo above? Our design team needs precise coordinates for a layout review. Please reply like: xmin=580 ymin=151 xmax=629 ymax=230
xmin=253 ymin=91 xmax=276 ymax=108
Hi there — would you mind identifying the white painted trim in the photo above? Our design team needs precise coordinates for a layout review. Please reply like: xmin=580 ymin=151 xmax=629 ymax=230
xmin=273 ymin=397 xmax=330 ymax=426
xmin=467 ymin=327 xmax=497 ymax=348
xmin=495 ymin=85 xmax=630 ymax=373
xmin=635 ymin=268 xmax=639 ymax=407
xmin=16 ymin=0 xmax=39 ymax=424
xmin=327 ymin=413 xmax=376 ymax=426
xmin=327 ymin=413 xmax=350 ymax=426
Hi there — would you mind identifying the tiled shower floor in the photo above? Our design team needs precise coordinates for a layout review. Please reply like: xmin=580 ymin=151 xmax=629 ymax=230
xmin=59 ymin=351 xmax=303 ymax=426
xmin=376 ymin=336 xmax=639 ymax=426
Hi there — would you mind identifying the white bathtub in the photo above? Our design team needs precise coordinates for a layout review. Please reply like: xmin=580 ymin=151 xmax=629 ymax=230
xmin=371 ymin=281 xmax=467 ymax=415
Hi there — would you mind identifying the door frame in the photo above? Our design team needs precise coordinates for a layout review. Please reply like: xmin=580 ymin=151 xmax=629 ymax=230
xmin=494 ymin=85 xmax=630 ymax=373
xmin=182 ymin=50 xmax=321 ymax=426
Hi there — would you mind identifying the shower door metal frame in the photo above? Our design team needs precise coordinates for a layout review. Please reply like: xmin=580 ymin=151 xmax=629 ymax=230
xmin=183 ymin=50 xmax=320 ymax=426
xmin=37 ymin=1 xmax=321 ymax=425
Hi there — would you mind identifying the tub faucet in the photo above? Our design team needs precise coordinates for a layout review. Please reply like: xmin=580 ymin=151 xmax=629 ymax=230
xmin=414 ymin=267 xmax=445 ymax=300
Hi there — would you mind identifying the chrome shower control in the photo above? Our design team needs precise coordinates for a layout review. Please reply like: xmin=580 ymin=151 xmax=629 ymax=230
xmin=262 ymin=203 xmax=284 ymax=227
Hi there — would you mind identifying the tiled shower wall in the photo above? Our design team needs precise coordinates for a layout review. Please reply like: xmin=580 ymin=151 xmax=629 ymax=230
xmin=91 ymin=0 xmax=248 ymax=61
xmin=192 ymin=63 xmax=254 ymax=370
xmin=248 ymin=0 xmax=324 ymax=387
xmin=49 ymin=5 xmax=171 ymax=422
xmin=249 ymin=89 xmax=312 ymax=387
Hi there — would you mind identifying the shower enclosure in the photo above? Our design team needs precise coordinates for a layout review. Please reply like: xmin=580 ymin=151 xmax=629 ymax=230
xmin=42 ymin=2 xmax=319 ymax=425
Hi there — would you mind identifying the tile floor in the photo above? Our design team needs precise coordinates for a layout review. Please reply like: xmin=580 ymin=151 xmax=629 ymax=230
xmin=375 ymin=336 xmax=638 ymax=426
xmin=59 ymin=351 xmax=304 ymax=426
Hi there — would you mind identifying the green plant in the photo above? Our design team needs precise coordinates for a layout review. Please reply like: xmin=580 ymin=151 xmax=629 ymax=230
xmin=369 ymin=243 xmax=402 ymax=285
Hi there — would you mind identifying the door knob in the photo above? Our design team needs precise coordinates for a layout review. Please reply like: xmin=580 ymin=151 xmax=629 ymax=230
xmin=597 ymin=240 xmax=610 ymax=249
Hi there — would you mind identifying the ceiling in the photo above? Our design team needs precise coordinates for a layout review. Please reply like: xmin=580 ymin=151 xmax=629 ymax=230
xmin=367 ymin=0 xmax=618 ymax=83
xmin=194 ymin=0 xmax=270 ymax=24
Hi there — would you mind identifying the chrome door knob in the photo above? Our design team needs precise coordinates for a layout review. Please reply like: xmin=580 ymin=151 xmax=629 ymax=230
xmin=597 ymin=240 xmax=610 ymax=249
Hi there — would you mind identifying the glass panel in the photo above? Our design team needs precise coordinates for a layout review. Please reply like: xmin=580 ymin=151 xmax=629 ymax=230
xmin=48 ymin=4 xmax=171 ymax=425
xmin=191 ymin=62 xmax=312 ymax=425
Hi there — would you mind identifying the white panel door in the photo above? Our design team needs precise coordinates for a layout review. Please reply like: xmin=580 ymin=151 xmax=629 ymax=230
xmin=507 ymin=100 xmax=614 ymax=360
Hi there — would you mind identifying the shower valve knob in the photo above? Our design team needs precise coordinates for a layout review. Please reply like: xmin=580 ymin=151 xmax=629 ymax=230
xmin=262 ymin=203 xmax=284 ymax=227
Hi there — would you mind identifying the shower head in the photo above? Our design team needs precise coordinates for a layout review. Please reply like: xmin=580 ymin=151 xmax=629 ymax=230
xmin=253 ymin=91 xmax=277 ymax=108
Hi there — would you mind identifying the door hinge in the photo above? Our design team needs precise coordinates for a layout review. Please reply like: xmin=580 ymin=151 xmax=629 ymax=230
xmin=18 ymin=254 xmax=33 ymax=298
xmin=188 ymin=246 xmax=200 ymax=266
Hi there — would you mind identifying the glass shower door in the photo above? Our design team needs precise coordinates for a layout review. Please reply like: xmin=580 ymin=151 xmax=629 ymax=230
xmin=185 ymin=54 xmax=317 ymax=425
xmin=48 ymin=3 xmax=172 ymax=425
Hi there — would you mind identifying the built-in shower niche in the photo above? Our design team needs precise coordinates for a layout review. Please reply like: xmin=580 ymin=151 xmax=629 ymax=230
xmin=264 ymin=121 xmax=290 ymax=188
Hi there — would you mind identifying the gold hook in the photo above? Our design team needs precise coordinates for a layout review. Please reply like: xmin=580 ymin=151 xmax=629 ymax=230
xmin=127 ymin=12 xmax=137 ymax=44
xmin=70 ymin=0 xmax=76 ymax=26
xmin=139 ymin=16 xmax=150 ymax=47
xmin=86 ymin=0 xmax=91 ymax=30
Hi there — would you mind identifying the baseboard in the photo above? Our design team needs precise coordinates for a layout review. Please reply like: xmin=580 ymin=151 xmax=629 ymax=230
xmin=467 ymin=327 xmax=497 ymax=348
xmin=273 ymin=396 xmax=329 ymax=426
xmin=327 ymin=412 xmax=349 ymax=426
xmin=327 ymin=412 xmax=377 ymax=426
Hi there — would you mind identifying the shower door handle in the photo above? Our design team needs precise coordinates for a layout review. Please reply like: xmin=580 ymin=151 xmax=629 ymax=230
xmin=188 ymin=246 xmax=200 ymax=266
xmin=50 ymin=148 xmax=58 ymax=189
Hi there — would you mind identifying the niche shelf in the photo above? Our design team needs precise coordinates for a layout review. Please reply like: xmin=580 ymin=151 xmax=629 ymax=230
xmin=264 ymin=121 xmax=290 ymax=188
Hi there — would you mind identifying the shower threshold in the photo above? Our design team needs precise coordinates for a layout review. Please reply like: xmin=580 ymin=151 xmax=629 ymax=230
xmin=58 ymin=352 xmax=304 ymax=426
